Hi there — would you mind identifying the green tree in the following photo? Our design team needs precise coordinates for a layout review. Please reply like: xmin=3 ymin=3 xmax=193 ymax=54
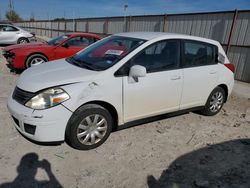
xmin=5 ymin=10 xmax=22 ymax=22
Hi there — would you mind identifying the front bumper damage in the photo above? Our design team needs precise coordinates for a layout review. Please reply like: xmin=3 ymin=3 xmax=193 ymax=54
xmin=2 ymin=50 xmax=15 ymax=71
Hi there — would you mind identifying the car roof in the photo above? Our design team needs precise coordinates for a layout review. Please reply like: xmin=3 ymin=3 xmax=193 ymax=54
xmin=114 ymin=32 xmax=219 ymax=46
xmin=65 ymin=32 xmax=101 ymax=39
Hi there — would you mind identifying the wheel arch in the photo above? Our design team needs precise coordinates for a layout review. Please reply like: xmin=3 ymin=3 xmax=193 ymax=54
xmin=217 ymin=84 xmax=228 ymax=102
xmin=84 ymin=100 xmax=119 ymax=131
xmin=67 ymin=100 xmax=119 ymax=132
xmin=64 ymin=100 xmax=119 ymax=147
xmin=25 ymin=52 xmax=49 ymax=68
xmin=17 ymin=37 xmax=28 ymax=43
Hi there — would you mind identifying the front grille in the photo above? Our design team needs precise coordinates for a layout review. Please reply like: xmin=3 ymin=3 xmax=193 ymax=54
xmin=24 ymin=123 xmax=36 ymax=135
xmin=12 ymin=87 xmax=35 ymax=105
xmin=12 ymin=116 xmax=20 ymax=127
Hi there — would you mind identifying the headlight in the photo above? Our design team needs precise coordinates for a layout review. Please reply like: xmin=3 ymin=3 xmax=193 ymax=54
xmin=25 ymin=88 xmax=70 ymax=110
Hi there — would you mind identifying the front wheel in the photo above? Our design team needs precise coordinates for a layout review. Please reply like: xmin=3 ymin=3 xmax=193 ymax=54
xmin=25 ymin=54 xmax=48 ymax=68
xmin=201 ymin=87 xmax=226 ymax=116
xmin=66 ymin=104 xmax=113 ymax=150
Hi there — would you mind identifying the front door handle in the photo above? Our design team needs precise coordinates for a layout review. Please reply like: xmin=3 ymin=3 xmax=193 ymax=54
xmin=171 ymin=75 xmax=181 ymax=80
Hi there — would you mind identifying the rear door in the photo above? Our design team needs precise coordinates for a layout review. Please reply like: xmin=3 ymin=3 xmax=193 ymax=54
xmin=180 ymin=40 xmax=219 ymax=109
xmin=120 ymin=39 xmax=183 ymax=122
xmin=53 ymin=36 xmax=97 ymax=59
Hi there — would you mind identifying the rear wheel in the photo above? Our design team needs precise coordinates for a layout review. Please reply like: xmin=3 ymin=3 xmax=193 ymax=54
xmin=25 ymin=54 xmax=48 ymax=68
xmin=17 ymin=37 xmax=29 ymax=44
xmin=66 ymin=104 xmax=113 ymax=150
xmin=201 ymin=87 xmax=225 ymax=116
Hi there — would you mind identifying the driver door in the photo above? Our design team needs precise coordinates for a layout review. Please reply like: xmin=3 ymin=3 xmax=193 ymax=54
xmin=121 ymin=40 xmax=183 ymax=122
xmin=53 ymin=36 xmax=94 ymax=59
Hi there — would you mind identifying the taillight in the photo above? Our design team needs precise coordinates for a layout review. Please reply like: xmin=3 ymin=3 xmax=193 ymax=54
xmin=224 ymin=63 xmax=235 ymax=73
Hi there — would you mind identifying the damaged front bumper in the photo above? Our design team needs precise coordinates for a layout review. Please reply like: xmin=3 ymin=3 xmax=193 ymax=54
xmin=2 ymin=50 xmax=16 ymax=71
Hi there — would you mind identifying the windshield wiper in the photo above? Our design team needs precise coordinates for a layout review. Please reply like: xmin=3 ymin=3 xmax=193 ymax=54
xmin=68 ymin=57 xmax=95 ymax=71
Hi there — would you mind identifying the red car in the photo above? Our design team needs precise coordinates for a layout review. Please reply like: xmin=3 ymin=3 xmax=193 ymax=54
xmin=2 ymin=33 xmax=101 ymax=71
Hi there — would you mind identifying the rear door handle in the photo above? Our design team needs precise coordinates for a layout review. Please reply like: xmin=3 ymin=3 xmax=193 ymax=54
xmin=171 ymin=75 xmax=181 ymax=80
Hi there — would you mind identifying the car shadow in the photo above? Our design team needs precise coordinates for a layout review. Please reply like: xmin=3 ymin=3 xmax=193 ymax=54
xmin=0 ymin=153 xmax=63 ymax=188
xmin=147 ymin=139 xmax=250 ymax=188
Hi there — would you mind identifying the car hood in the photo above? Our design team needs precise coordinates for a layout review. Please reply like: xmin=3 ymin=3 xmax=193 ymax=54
xmin=3 ymin=42 xmax=48 ymax=51
xmin=17 ymin=59 xmax=97 ymax=92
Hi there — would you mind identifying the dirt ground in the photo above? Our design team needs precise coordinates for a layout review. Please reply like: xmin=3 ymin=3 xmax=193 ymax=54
xmin=0 ymin=48 xmax=249 ymax=188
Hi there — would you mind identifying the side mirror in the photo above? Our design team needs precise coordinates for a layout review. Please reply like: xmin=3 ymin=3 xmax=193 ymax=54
xmin=128 ymin=65 xmax=146 ymax=83
xmin=218 ymin=53 xmax=225 ymax=64
xmin=62 ymin=43 xmax=69 ymax=48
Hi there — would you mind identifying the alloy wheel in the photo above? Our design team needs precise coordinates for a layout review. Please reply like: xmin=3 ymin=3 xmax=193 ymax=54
xmin=30 ymin=57 xmax=45 ymax=66
xmin=19 ymin=39 xmax=28 ymax=43
xmin=209 ymin=91 xmax=223 ymax=113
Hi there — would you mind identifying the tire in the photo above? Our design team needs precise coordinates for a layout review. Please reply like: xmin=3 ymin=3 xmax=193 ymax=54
xmin=66 ymin=104 xmax=113 ymax=150
xmin=200 ymin=87 xmax=226 ymax=116
xmin=17 ymin=37 xmax=29 ymax=44
xmin=25 ymin=54 xmax=48 ymax=68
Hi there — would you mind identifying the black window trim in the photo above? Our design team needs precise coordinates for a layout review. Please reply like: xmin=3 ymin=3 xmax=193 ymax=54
xmin=180 ymin=39 xmax=219 ymax=69
xmin=2 ymin=25 xmax=19 ymax=32
xmin=114 ymin=39 xmax=182 ymax=77
xmin=64 ymin=36 xmax=91 ymax=47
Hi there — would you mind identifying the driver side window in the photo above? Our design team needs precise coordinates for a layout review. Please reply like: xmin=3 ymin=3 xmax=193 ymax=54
xmin=64 ymin=36 xmax=95 ymax=47
xmin=116 ymin=39 xmax=180 ymax=76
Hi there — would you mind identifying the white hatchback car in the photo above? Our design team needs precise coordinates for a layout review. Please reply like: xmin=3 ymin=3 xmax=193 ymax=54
xmin=7 ymin=32 xmax=234 ymax=150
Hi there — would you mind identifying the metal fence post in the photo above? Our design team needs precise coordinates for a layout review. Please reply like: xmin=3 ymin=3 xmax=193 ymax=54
xmin=128 ymin=16 xmax=132 ymax=32
xmin=105 ymin=19 xmax=109 ymax=34
xmin=50 ymin=21 xmax=52 ymax=38
xmin=163 ymin=14 xmax=167 ymax=32
xmin=226 ymin=9 xmax=238 ymax=54
xmin=74 ymin=21 xmax=77 ymax=32
xmin=85 ymin=20 xmax=89 ymax=33
xmin=57 ymin=21 xmax=60 ymax=36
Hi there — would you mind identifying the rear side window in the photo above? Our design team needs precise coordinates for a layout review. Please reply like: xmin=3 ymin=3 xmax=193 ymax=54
xmin=183 ymin=40 xmax=217 ymax=67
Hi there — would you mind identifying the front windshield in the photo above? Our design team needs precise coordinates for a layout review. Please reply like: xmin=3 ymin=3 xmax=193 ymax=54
xmin=47 ymin=34 xmax=70 ymax=46
xmin=66 ymin=36 xmax=146 ymax=71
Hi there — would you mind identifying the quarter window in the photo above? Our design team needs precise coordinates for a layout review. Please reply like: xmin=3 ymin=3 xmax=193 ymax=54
xmin=183 ymin=41 xmax=217 ymax=67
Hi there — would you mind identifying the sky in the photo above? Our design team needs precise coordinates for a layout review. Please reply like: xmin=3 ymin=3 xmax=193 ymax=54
xmin=0 ymin=0 xmax=250 ymax=20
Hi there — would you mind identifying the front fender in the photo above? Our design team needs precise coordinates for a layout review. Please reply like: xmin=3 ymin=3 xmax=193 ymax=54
xmin=61 ymin=78 xmax=123 ymax=124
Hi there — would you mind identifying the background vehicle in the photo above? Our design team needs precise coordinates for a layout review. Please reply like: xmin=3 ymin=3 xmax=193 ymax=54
xmin=7 ymin=32 xmax=234 ymax=150
xmin=2 ymin=33 xmax=101 ymax=70
xmin=0 ymin=24 xmax=35 ymax=44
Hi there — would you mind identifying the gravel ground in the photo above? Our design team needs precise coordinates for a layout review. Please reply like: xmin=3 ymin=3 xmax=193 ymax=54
xmin=0 ymin=47 xmax=249 ymax=188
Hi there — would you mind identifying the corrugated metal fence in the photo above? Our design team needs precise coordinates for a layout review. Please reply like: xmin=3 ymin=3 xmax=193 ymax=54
xmin=15 ymin=10 xmax=250 ymax=82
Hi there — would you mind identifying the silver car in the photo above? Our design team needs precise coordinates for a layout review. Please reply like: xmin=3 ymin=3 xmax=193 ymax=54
xmin=0 ymin=24 xmax=36 ymax=44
